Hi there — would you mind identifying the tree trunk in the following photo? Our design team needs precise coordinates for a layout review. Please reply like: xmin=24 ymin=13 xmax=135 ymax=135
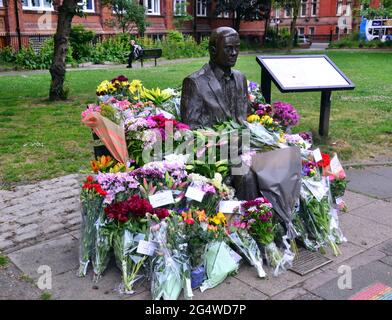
xmin=49 ymin=0 xmax=78 ymax=101
xmin=287 ymin=11 xmax=298 ymax=53
xmin=234 ymin=11 xmax=241 ymax=32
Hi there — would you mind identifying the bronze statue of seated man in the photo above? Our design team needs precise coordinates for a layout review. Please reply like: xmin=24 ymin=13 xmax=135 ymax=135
xmin=180 ymin=27 xmax=258 ymax=200
xmin=180 ymin=27 xmax=251 ymax=130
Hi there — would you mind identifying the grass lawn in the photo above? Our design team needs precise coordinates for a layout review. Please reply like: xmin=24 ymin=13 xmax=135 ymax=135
xmin=0 ymin=50 xmax=391 ymax=187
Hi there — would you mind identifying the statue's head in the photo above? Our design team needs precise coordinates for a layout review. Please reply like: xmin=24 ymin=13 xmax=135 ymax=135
xmin=209 ymin=27 xmax=240 ymax=69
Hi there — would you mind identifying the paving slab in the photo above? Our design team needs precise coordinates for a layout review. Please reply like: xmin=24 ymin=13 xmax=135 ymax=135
xmin=347 ymin=199 xmax=392 ymax=227
xmin=311 ymin=261 xmax=392 ymax=300
xmin=343 ymin=191 xmax=377 ymax=212
xmin=318 ymin=241 xmax=365 ymax=271
xmin=374 ymin=239 xmax=392 ymax=256
xmin=234 ymin=264 xmax=322 ymax=297
xmin=346 ymin=167 xmax=392 ymax=199
xmin=270 ymin=287 xmax=309 ymax=300
xmin=191 ymin=277 xmax=268 ymax=300
xmin=50 ymin=265 xmax=127 ymax=300
xmin=8 ymin=234 xmax=79 ymax=280
xmin=0 ymin=262 xmax=41 ymax=300
xmin=339 ymin=213 xmax=392 ymax=249
xmin=368 ymin=165 xmax=392 ymax=179
xmin=302 ymin=248 xmax=386 ymax=292
xmin=380 ymin=256 xmax=392 ymax=267
xmin=294 ymin=292 xmax=324 ymax=300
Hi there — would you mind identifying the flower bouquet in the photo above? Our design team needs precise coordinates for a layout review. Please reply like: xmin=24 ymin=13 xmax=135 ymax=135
xmin=237 ymin=197 xmax=285 ymax=276
xmin=125 ymin=114 xmax=191 ymax=167
xmin=104 ymin=194 xmax=154 ymax=294
xmin=200 ymin=240 xmax=241 ymax=292
xmin=78 ymin=176 xmax=107 ymax=277
xmin=227 ymin=219 xmax=266 ymax=278
xmin=185 ymin=173 xmax=235 ymax=216
xmin=91 ymin=214 xmax=112 ymax=282
xmin=150 ymin=211 xmax=194 ymax=300
xmin=299 ymin=152 xmax=342 ymax=256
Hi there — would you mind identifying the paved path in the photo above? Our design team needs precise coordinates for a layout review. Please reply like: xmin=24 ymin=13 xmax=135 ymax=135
xmin=1 ymin=166 xmax=391 ymax=300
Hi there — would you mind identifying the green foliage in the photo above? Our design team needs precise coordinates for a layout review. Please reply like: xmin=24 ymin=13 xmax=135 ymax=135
xmin=91 ymin=34 xmax=131 ymax=64
xmin=100 ymin=104 xmax=119 ymax=124
xmin=40 ymin=292 xmax=52 ymax=300
xmin=11 ymin=38 xmax=73 ymax=70
xmin=104 ymin=0 xmax=149 ymax=34
xmin=0 ymin=46 xmax=17 ymax=63
xmin=0 ymin=253 xmax=9 ymax=268
xmin=70 ymin=24 xmax=95 ymax=62
xmin=329 ymin=36 xmax=392 ymax=49
xmin=360 ymin=0 xmax=392 ymax=18
xmin=173 ymin=1 xmax=193 ymax=30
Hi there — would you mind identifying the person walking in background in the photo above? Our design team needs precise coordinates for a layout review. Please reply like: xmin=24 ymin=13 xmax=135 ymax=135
xmin=127 ymin=39 xmax=143 ymax=68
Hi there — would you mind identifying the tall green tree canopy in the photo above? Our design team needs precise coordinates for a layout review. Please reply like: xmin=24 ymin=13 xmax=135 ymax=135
xmin=361 ymin=0 xmax=392 ymax=19
xmin=103 ymin=0 xmax=148 ymax=35
xmin=214 ymin=0 xmax=272 ymax=32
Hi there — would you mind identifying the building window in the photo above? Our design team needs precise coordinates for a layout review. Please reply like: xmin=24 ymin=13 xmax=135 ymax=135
xmin=174 ymin=0 xmax=187 ymax=16
xmin=0 ymin=0 xmax=3 ymax=7
xmin=22 ymin=0 xmax=53 ymax=10
xmin=275 ymin=8 xmax=280 ymax=18
xmin=309 ymin=27 xmax=315 ymax=35
xmin=298 ymin=27 xmax=305 ymax=35
xmin=311 ymin=0 xmax=317 ymax=16
xmin=336 ymin=0 xmax=343 ymax=16
xmin=284 ymin=6 xmax=292 ymax=18
xmin=300 ymin=0 xmax=307 ymax=17
xmin=77 ymin=0 xmax=95 ymax=13
xmin=196 ymin=0 xmax=207 ymax=17
xmin=144 ymin=0 xmax=160 ymax=15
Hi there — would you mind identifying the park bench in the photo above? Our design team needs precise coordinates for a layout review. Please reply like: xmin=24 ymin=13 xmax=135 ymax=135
xmin=139 ymin=48 xmax=162 ymax=67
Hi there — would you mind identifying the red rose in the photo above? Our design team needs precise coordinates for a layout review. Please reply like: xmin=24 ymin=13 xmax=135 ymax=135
xmin=153 ymin=208 xmax=170 ymax=220
xmin=318 ymin=153 xmax=331 ymax=168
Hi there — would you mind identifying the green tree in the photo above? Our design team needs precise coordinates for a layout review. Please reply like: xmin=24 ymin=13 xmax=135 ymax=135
xmin=173 ymin=1 xmax=193 ymax=30
xmin=214 ymin=0 xmax=271 ymax=32
xmin=273 ymin=0 xmax=301 ymax=52
xmin=103 ymin=0 xmax=149 ymax=35
xmin=361 ymin=0 xmax=392 ymax=18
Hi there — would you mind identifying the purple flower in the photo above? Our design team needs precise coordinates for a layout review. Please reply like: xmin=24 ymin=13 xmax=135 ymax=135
xmin=272 ymin=101 xmax=300 ymax=128
xmin=248 ymin=81 xmax=258 ymax=92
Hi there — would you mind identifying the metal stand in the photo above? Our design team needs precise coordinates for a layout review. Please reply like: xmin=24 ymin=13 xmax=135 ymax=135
xmin=319 ymin=90 xmax=332 ymax=137
xmin=261 ymin=66 xmax=272 ymax=104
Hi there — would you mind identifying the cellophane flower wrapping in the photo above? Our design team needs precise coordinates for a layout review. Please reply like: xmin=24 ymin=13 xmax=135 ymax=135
xmin=92 ymin=215 xmax=112 ymax=282
xmin=200 ymin=241 xmax=241 ymax=292
xmin=149 ymin=220 xmax=185 ymax=300
xmin=79 ymin=193 xmax=104 ymax=277
xmin=228 ymin=229 xmax=266 ymax=278
xmin=113 ymin=228 xmax=148 ymax=294
xmin=299 ymin=178 xmax=342 ymax=256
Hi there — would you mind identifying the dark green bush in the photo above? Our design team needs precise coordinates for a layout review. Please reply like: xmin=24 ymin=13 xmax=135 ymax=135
xmin=69 ymin=24 xmax=95 ymax=62
xmin=0 ymin=46 xmax=16 ymax=63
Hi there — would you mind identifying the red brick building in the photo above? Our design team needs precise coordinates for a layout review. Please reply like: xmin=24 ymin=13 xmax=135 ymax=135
xmin=0 ymin=0 xmax=382 ymax=49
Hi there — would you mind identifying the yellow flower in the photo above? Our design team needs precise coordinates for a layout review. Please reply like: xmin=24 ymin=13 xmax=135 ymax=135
xmin=247 ymin=114 xmax=260 ymax=123
xmin=279 ymin=133 xmax=286 ymax=143
xmin=260 ymin=115 xmax=273 ymax=125
xmin=129 ymin=79 xmax=143 ymax=94
xmin=209 ymin=212 xmax=226 ymax=225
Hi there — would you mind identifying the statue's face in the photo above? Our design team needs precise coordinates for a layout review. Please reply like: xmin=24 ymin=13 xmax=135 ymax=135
xmin=214 ymin=34 xmax=240 ymax=68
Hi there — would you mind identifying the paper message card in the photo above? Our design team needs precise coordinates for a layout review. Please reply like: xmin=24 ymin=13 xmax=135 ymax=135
xmin=219 ymin=201 xmax=242 ymax=214
xmin=137 ymin=240 xmax=158 ymax=256
xmin=313 ymin=148 xmax=322 ymax=163
xmin=149 ymin=190 xmax=174 ymax=208
xmin=185 ymin=186 xmax=205 ymax=202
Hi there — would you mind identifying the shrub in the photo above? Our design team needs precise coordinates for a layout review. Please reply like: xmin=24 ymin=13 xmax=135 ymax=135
xmin=70 ymin=24 xmax=95 ymax=62
xmin=0 ymin=46 xmax=16 ymax=63
xmin=14 ymin=38 xmax=73 ymax=70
